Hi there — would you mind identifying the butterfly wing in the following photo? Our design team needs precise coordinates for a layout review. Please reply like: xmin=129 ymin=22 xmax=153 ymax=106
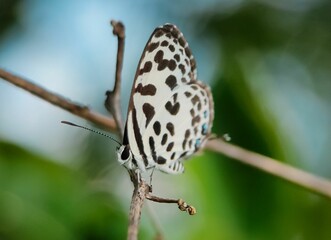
xmin=124 ymin=24 xmax=214 ymax=174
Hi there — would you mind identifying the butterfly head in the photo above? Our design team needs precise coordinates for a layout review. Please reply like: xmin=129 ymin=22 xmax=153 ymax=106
xmin=117 ymin=145 xmax=133 ymax=166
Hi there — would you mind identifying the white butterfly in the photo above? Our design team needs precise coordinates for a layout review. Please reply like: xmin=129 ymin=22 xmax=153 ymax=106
xmin=117 ymin=24 xmax=214 ymax=174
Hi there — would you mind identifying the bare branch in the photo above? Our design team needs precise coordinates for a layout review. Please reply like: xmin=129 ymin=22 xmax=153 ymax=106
xmin=104 ymin=20 xmax=148 ymax=240
xmin=0 ymin=68 xmax=116 ymax=132
xmin=146 ymin=194 xmax=197 ymax=215
xmin=206 ymin=140 xmax=331 ymax=199
xmin=105 ymin=20 xmax=125 ymax=137
xmin=127 ymin=180 xmax=150 ymax=240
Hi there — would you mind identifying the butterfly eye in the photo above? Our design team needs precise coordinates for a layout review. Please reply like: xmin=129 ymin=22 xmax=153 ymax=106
xmin=121 ymin=145 xmax=131 ymax=160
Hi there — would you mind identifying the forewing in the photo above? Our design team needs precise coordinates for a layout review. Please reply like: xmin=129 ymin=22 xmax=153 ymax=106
xmin=124 ymin=24 xmax=213 ymax=173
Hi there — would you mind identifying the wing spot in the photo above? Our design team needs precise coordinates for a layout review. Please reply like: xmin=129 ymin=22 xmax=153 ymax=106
xmin=161 ymin=133 xmax=168 ymax=145
xmin=182 ymin=139 xmax=187 ymax=150
xmin=195 ymin=138 xmax=201 ymax=149
xmin=155 ymin=30 xmax=164 ymax=38
xmin=149 ymin=136 xmax=157 ymax=161
xmin=168 ymin=59 xmax=177 ymax=71
xmin=179 ymin=151 xmax=188 ymax=159
xmin=142 ymin=103 xmax=155 ymax=127
xmin=192 ymin=115 xmax=201 ymax=126
xmin=139 ymin=61 xmax=153 ymax=75
xmin=178 ymin=37 xmax=186 ymax=47
xmin=165 ymin=75 xmax=177 ymax=90
xmin=148 ymin=42 xmax=160 ymax=52
xmin=201 ymin=123 xmax=208 ymax=135
xmin=165 ymin=101 xmax=180 ymax=115
xmin=185 ymin=47 xmax=192 ymax=58
xmin=135 ymin=83 xmax=156 ymax=96
xmin=188 ymin=139 xmax=193 ymax=148
xmin=184 ymin=91 xmax=192 ymax=98
xmin=157 ymin=156 xmax=167 ymax=164
xmin=154 ymin=50 xmax=164 ymax=63
xmin=169 ymin=45 xmax=175 ymax=52
xmin=171 ymin=152 xmax=176 ymax=160
xmin=190 ymin=108 xmax=195 ymax=117
xmin=185 ymin=129 xmax=190 ymax=139
xmin=174 ymin=54 xmax=180 ymax=62
xmin=197 ymin=102 xmax=202 ymax=110
xmin=161 ymin=40 xmax=169 ymax=46
xmin=191 ymin=95 xmax=200 ymax=105
xmin=173 ymin=93 xmax=178 ymax=102
xmin=203 ymin=110 xmax=208 ymax=118
xmin=179 ymin=64 xmax=186 ymax=74
xmin=166 ymin=142 xmax=174 ymax=152
xmin=153 ymin=121 xmax=161 ymax=135
xmin=166 ymin=122 xmax=175 ymax=136
xmin=158 ymin=59 xmax=168 ymax=71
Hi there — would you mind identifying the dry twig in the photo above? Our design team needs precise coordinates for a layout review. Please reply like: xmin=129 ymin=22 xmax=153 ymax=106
xmin=104 ymin=20 xmax=125 ymax=136
xmin=0 ymin=68 xmax=116 ymax=132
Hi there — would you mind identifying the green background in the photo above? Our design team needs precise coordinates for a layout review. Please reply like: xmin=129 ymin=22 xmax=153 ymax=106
xmin=1 ymin=1 xmax=331 ymax=239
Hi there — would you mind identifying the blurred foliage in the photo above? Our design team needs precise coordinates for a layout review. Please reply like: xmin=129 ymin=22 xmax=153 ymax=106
xmin=0 ymin=0 xmax=20 ymax=36
xmin=0 ymin=141 xmax=128 ymax=240
xmin=190 ymin=1 xmax=331 ymax=239
xmin=1 ymin=0 xmax=331 ymax=239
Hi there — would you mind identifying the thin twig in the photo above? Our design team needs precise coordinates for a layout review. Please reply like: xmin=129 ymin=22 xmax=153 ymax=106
xmin=146 ymin=194 xmax=196 ymax=215
xmin=206 ymin=140 xmax=331 ymax=199
xmin=0 ymin=68 xmax=116 ymax=132
xmin=105 ymin=20 xmax=147 ymax=240
xmin=105 ymin=20 xmax=125 ymax=137
xmin=127 ymin=180 xmax=150 ymax=239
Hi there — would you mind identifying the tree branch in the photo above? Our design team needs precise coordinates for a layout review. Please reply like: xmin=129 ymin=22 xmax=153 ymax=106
xmin=146 ymin=194 xmax=197 ymax=215
xmin=206 ymin=140 xmax=331 ymax=198
xmin=104 ymin=20 xmax=125 ymax=137
xmin=127 ymin=180 xmax=150 ymax=239
xmin=0 ymin=68 xmax=116 ymax=132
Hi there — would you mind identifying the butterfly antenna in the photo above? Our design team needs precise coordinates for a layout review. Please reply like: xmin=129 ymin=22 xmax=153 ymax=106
xmin=61 ymin=121 xmax=121 ymax=146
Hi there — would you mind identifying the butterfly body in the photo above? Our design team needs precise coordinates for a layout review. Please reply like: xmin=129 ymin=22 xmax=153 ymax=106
xmin=117 ymin=24 xmax=214 ymax=174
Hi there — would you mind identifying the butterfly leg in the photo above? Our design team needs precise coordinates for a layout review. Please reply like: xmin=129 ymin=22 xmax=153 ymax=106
xmin=148 ymin=167 xmax=156 ymax=192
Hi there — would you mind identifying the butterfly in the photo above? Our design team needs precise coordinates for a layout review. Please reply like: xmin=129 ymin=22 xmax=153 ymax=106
xmin=117 ymin=24 xmax=214 ymax=174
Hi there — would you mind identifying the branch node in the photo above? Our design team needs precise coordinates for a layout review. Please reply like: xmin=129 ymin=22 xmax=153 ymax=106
xmin=178 ymin=199 xmax=197 ymax=215
xmin=146 ymin=194 xmax=196 ymax=216
xmin=110 ymin=20 xmax=125 ymax=38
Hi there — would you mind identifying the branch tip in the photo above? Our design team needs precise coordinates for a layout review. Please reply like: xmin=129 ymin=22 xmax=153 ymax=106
xmin=110 ymin=20 xmax=125 ymax=38
xmin=178 ymin=199 xmax=196 ymax=215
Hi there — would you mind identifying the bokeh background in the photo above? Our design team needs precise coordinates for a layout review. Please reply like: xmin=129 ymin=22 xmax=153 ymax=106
xmin=1 ymin=0 xmax=331 ymax=239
